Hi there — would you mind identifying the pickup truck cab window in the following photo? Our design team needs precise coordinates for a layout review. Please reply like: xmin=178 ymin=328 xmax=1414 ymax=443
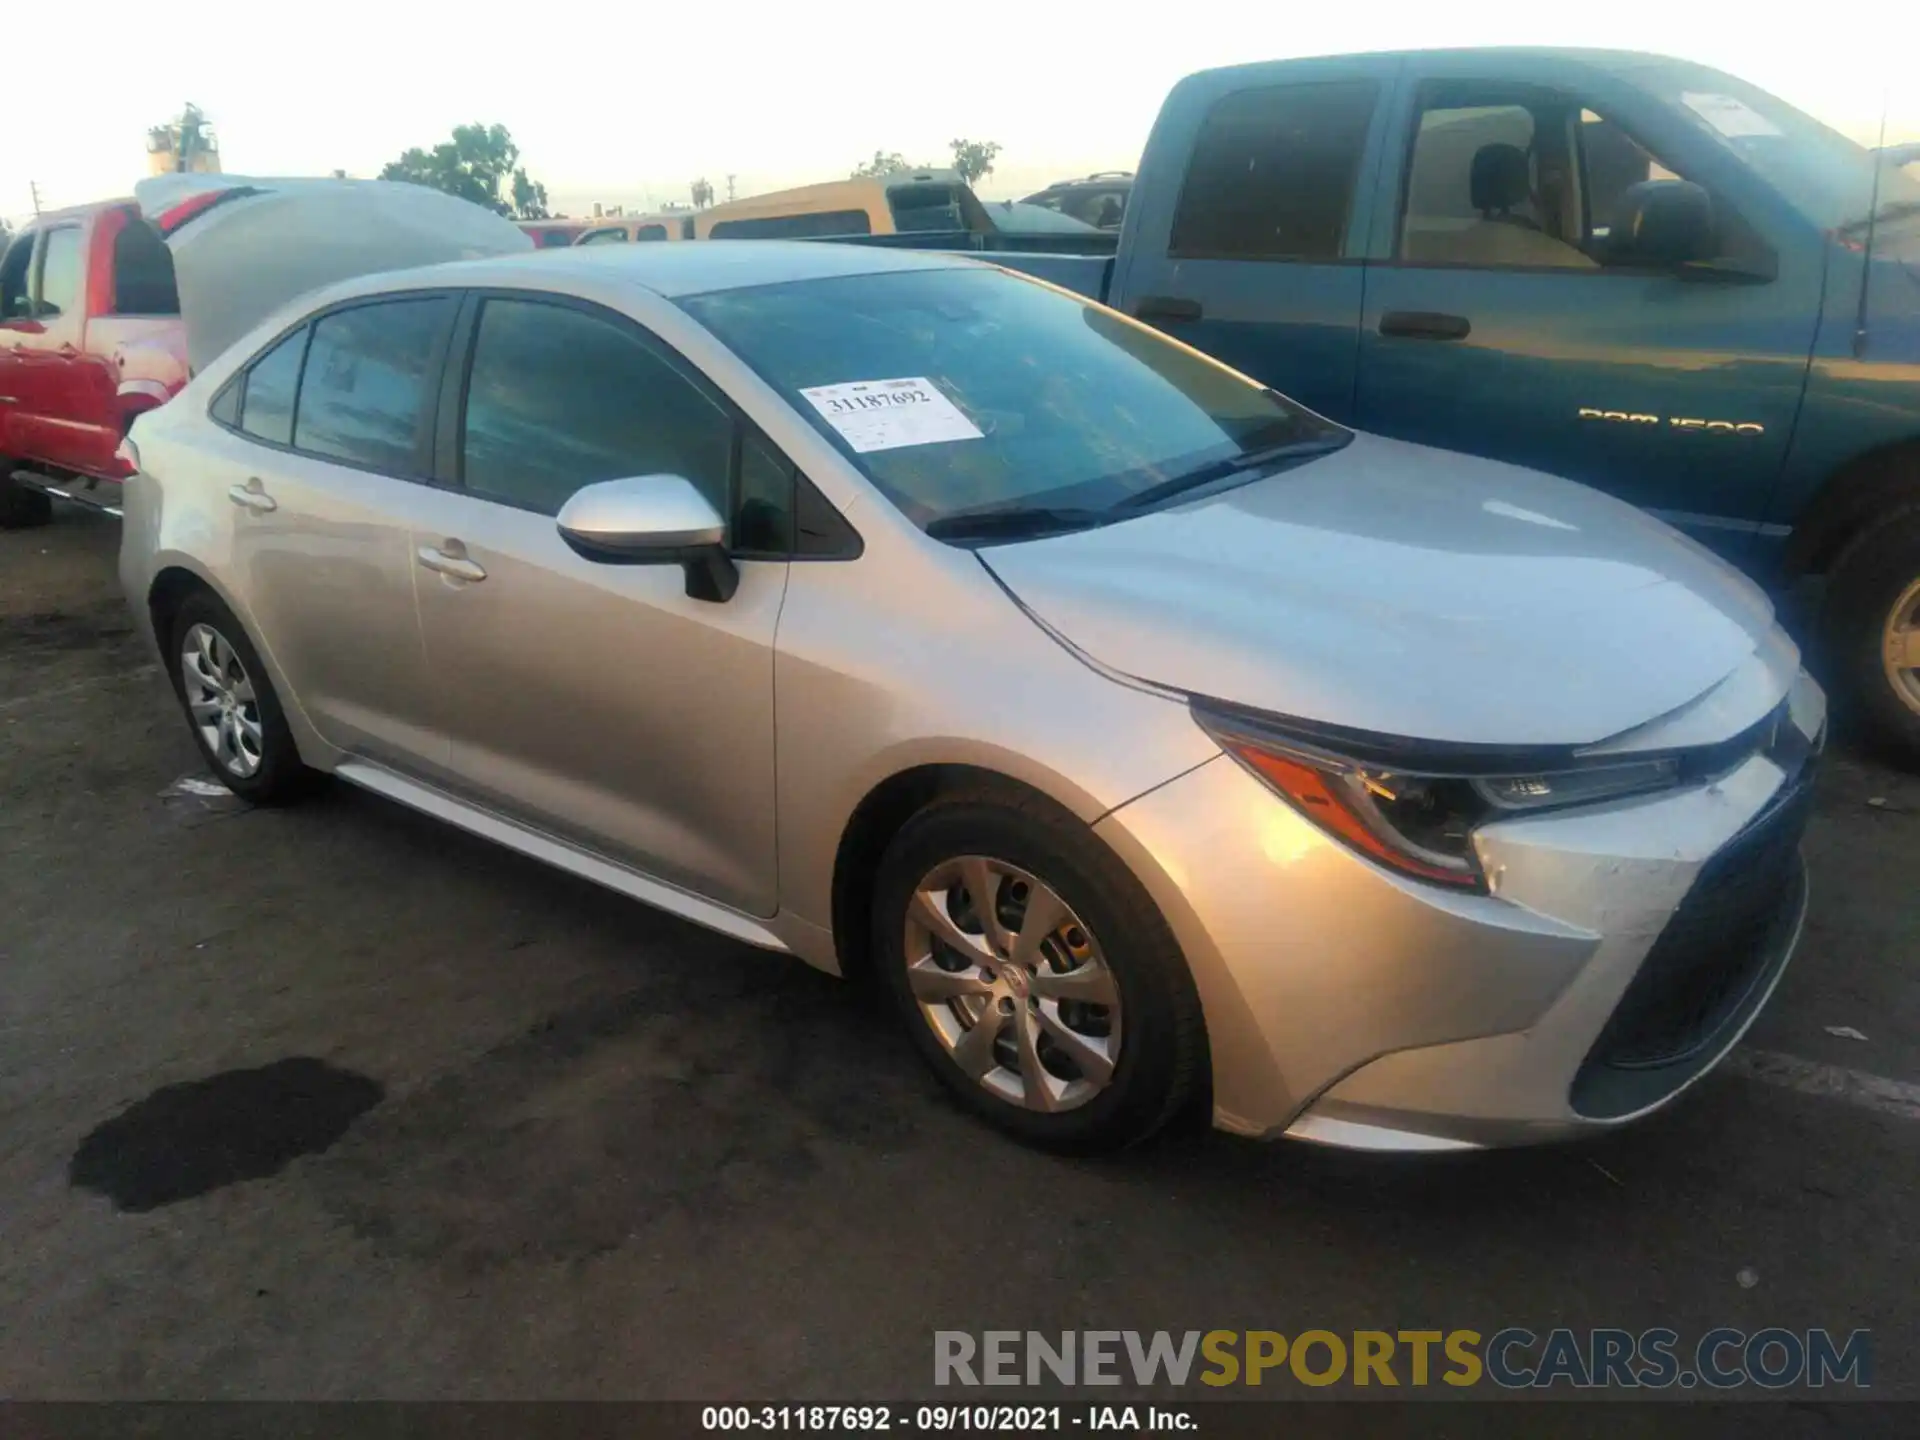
xmin=35 ymin=227 xmax=83 ymax=318
xmin=0 ymin=232 xmax=36 ymax=319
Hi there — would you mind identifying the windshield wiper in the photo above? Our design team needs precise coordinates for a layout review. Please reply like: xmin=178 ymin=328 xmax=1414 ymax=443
xmin=924 ymin=505 xmax=1109 ymax=543
xmin=1840 ymin=199 xmax=1920 ymax=236
xmin=1112 ymin=433 xmax=1352 ymax=515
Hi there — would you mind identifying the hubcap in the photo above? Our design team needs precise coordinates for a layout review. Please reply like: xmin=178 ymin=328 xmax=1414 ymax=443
xmin=1884 ymin=577 xmax=1920 ymax=718
xmin=180 ymin=622 xmax=264 ymax=779
xmin=903 ymin=856 xmax=1122 ymax=1114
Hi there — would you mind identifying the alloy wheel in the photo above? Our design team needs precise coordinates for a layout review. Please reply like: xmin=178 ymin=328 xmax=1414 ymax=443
xmin=1883 ymin=576 xmax=1920 ymax=717
xmin=180 ymin=622 xmax=264 ymax=779
xmin=903 ymin=855 xmax=1122 ymax=1113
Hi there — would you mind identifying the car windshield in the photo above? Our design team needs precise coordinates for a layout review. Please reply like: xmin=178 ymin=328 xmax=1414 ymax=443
xmin=1632 ymin=61 xmax=1920 ymax=231
xmin=678 ymin=266 xmax=1344 ymax=535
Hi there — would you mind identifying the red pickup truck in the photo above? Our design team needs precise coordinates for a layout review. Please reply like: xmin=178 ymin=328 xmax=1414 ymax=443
xmin=0 ymin=200 xmax=188 ymax=526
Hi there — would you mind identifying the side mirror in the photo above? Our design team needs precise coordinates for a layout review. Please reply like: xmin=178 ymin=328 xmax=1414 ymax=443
xmin=556 ymin=474 xmax=739 ymax=603
xmin=1608 ymin=179 xmax=1716 ymax=269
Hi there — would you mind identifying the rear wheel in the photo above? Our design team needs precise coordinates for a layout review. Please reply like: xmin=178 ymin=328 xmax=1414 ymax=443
xmin=168 ymin=590 xmax=318 ymax=804
xmin=1826 ymin=506 xmax=1920 ymax=765
xmin=873 ymin=790 xmax=1206 ymax=1152
xmin=0 ymin=468 xmax=53 ymax=529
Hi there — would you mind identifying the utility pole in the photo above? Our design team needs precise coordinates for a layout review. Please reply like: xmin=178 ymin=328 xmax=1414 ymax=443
xmin=29 ymin=181 xmax=43 ymax=216
xmin=726 ymin=174 xmax=736 ymax=203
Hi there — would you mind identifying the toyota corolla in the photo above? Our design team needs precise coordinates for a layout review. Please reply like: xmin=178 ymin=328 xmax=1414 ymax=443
xmin=120 ymin=177 xmax=1824 ymax=1154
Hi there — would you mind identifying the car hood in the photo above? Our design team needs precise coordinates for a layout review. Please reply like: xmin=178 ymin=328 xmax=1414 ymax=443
xmin=981 ymin=433 xmax=1780 ymax=748
xmin=136 ymin=174 xmax=532 ymax=373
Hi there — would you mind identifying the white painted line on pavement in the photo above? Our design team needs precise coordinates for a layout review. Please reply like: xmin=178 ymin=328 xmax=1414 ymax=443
xmin=1725 ymin=1048 xmax=1920 ymax=1121
xmin=0 ymin=665 xmax=160 ymax=713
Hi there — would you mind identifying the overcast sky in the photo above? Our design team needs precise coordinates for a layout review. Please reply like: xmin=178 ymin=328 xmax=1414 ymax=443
xmin=6 ymin=0 xmax=1915 ymax=223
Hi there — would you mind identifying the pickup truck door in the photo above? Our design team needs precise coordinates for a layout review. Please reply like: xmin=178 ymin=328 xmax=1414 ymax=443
xmin=1351 ymin=56 xmax=1824 ymax=560
xmin=1109 ymin=56 xmax=1399 ymax=423
xmin=6 ymin=223 xmax=96 ymax=474
xmin=0 ymin=229 xmax=38 ymax=458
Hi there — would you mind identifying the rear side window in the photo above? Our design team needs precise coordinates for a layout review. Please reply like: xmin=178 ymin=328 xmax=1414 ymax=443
xmin=239 ymin=328 xmax=307 ymax=446
xmin=635 ymin=224 xmax=668 ymax=241
xmin=889 ymin=184 xmax=966 ymax=233
xmin=293 ymin=299 xmax=451 ymax=473
xmin=111 ymin=219 xmax=180 ymax=315
xmin=460 ymin=297 xmax=732 ymax=516
xmin=36 ymin=227 xmax=83 ymax=318
xmin=709 ymin=209 xmax=873 ymax=239
xmin=577 ymin=227 xmax=629 ymax=246
xmin=1170 ymin=81 xmax=1379 ymax=260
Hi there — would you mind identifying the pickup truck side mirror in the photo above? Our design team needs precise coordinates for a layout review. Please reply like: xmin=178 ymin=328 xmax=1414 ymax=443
xmin=1608 ymin=180 xmax=1716 ymax=269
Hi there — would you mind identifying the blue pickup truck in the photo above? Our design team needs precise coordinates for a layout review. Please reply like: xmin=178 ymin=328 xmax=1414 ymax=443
xmin=917 ymin=49 xmax=1920 ymax=760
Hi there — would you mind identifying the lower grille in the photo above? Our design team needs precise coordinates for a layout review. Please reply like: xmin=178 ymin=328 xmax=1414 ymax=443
xmin=1571 ymin=773 xmax=1813 ymax=1117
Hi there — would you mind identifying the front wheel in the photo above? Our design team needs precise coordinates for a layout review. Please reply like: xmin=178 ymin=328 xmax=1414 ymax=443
xmin=873 ymin=791 xmax=1206 ymax=1153
xmin=1826 ymin=507 xmax=1920 ymax=766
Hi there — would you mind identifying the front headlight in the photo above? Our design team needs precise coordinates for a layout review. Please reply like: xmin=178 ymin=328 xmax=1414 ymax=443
xmin=1193 ymin=706 xmax=1687 ymax=891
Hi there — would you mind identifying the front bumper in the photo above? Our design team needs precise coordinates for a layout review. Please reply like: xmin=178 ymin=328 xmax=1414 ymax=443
xmin=1094 ymin=671 xmax=1825 ymax=1151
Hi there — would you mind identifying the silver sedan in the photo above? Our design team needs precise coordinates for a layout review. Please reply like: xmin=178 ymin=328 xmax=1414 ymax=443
xmin=120 ymin=177 xmax=1823 ymax=1153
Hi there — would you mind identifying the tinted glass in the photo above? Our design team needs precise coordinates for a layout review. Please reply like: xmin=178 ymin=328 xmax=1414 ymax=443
xmin=36 ymin=227 xmax=83 ymax=317
xmin=682 ymin=267 xmax=1342 ymax=532
xmin=734 ymin=430 xmax=793 ymax=556
xmin=239 ymin=328 xmax=307 ymax=446
xmin=635 ymin=224 xmax=668 ymax=241
xmin=293 ymin=299 xmax=449 ymax=473
xmin=209 ymin=379 xmax=241 ymax=427
xmin=710 ymin=209 xmax=873 ymax=239
xmin=461 ymin=298 xmax=731 ymax=516
xmin=1171 ymin=81 xmax=1378 ymax=260
xmin=0 ymin=234 xmax=32 ymax=319
xmin=111 ymin=219 xmax=180 ymax=315
xmin=577 ymin=228 xmax=629 ymax=245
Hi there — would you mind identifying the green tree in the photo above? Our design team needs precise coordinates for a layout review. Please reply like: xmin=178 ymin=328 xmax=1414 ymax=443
xmin=949 ymin=139 xmax=1001 ymax=186
xmin=380 ymin=123 xmax=551 ymax=219
xmin=691 ymin=178 xmax=715 ymax=209
xmin=851 ymin=150 xmax=914 ymax=179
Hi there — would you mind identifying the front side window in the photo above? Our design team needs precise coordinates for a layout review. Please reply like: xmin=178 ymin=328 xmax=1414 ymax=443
xmin=680 ymin=267 xmax=1345 ymax=534
xmin=293 ymin=298 xmax=450 ymax=473
xmin=239 ymin=327 xmax=307 ymax=446
xmin=460 ymin=298 xmax=732 ymax=516
xmin=1170 ymin=80 xmax=1379 ymax=260
xmin=36 ymin=227 xmax=83 ymax=318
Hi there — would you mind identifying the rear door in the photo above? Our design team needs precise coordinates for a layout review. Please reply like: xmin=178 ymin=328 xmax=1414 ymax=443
xmin=7 ymin=223 xmax=91 ymax=472
xmin=1109 ymin=56 xmax=1398 ymax=421
xmin=407 ymin=292 xmax=789 ymax=916
xmin=207 ymin=292 xmax=460 ymax=773
xmin=1352 ymin=56 xmax=1824 ymax=555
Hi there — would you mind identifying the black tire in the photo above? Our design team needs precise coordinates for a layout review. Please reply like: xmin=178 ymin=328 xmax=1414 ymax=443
xmin=1825 ymin=505 xmax=1920 ymax=766
xmin=0 ymin=470 xmax=53 ymax=529
xmin=167 ymin=589 xmax=319 ymax=805
xmin=873 ymin=787 xmax=1207 ymax=1153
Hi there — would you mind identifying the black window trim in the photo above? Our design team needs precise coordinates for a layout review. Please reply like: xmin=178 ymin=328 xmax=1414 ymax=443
xmin=437 ymin=286 xmax=862 ymax=561
xmin=207 ymin=290 xmax=464 ymax=483
xmin=1167 ymin=78 xmax=1383 ymax=265
xmin=1380 ymin=77 xmax=1777 ymax=282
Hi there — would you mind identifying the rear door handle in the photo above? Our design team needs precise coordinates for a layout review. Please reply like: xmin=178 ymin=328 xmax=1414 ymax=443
xmin=227 ymin=478 xmax=277 ymax=513
xmin=417 ymin=543 xmax=487 ymax=583
xmin=1132 ymin=295 xmax=1204 ymax=324
xmin=1379 ymin=311 xmax=1472 ymax=341
xmin=56 ymin=343 xmax=79 ymax=357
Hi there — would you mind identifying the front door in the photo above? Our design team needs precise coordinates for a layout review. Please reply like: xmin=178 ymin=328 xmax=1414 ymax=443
xmin=1353 ymin=65 xmax=1823 ymax=559
xmin=1111 ymin=58 xmax=1396 ymax=422
xmin=7 ymin=224 xmax=98 ymax=474
xmin=412 ymin=293 xmax=787 ymax=917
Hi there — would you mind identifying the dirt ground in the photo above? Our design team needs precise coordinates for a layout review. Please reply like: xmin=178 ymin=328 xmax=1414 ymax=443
xmin=2 ymin=505 xmax=1916 ymax=1413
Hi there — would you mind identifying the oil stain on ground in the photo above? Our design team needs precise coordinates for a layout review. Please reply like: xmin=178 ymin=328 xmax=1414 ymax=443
xmin=70 ymin=1057 xmax=384 ymax=1212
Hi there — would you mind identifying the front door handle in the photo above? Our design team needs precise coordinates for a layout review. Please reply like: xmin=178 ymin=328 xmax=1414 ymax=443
xmin=1379 ymin=310 xmax=1472 ymax=341
xmin=1132 ymin=295 xmax=1204 ymax=324
xmin=227 ymin=478 xmax=277 ymax=513
xmin=417 ymin=543 xmax=487 ymax=583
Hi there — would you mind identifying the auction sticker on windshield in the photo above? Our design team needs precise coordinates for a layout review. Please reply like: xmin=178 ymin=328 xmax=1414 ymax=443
xmin=800 ymin=377 xmax=984 ymax=453
xmin=1680 ymin=92 xmax=1782 ymax=139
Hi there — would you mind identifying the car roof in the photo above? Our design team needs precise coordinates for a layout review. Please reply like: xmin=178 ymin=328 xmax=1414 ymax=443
xmin=383 ymin=239 xmax=978 ymax=300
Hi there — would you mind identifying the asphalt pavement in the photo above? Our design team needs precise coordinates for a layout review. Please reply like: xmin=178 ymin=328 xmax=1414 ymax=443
xmin=2 ymin=505 xmax=1916 ymax=1422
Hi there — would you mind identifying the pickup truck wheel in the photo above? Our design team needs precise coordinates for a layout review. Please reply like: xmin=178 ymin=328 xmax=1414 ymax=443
xmin=0 ymin=469 xmax=53 ymax=529
xmin=1827 ymin=506 xmax=1920 ymax=765
xmin=168 ymin=591 xmax=318 ymax=805
xmin=872 ymin=790 xmax=1206 ymax=1153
